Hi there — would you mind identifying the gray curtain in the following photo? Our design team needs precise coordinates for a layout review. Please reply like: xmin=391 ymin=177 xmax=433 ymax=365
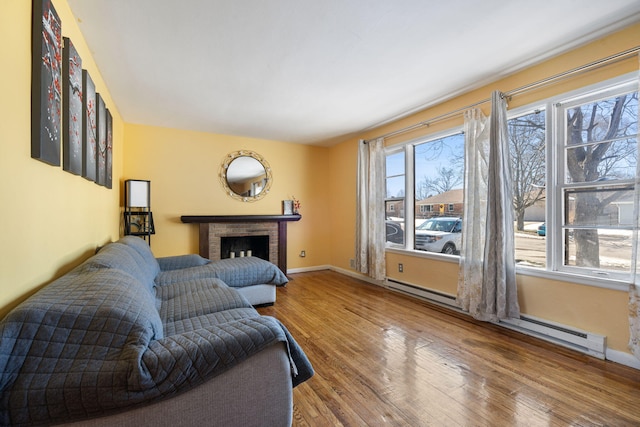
xmin=355 ymin=138 xmax=386 ymax=280
xmin=457 ymin=91 xmax=520 ymax=321
xmin=483 ymin=91 xmax=520 ymax=320
xmin=457 ymin=108 xmax=490 ymax=316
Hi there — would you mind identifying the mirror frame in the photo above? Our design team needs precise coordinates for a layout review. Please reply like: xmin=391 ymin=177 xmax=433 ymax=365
xmin=219 ymin=150 xmax=272 ymax=202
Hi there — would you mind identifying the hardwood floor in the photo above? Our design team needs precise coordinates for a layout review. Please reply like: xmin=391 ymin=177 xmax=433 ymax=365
xmin=257 ymin=270 xmax=640 ymax=427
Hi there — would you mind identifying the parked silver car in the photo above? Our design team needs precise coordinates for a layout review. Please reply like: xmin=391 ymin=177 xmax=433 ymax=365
xmin=415 ymin=217 xmax=462 ymax=254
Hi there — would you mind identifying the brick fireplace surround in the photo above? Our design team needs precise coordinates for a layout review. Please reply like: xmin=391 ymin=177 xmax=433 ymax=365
xmin=180 ymin=215 xmax=301 ymax=274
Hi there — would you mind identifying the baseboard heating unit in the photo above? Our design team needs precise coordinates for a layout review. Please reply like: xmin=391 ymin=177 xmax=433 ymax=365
xmin=386 ymin=278 xmax=606 ymax=360
xmin=386 ymin=279 xmax=459 ymax=307
xmin=500 ymin=316 xmax=606 ymax=359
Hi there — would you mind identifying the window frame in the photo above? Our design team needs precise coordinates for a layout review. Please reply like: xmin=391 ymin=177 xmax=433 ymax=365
xmin=506 ymin=103 xmax=550 ymax=273
xmin=385 ymin=145 xmax=408 ymax=248
xmin=551 ymin=76 xmax=637 ymax=283
xmin=384 ymin=128 xmax=464 ymax=260
xmin=510 ymin=72 xmax=637 ymax=289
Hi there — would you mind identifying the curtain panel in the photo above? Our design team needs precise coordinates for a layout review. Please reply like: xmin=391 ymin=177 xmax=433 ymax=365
xmin=355 ymin=138 xmax=386 ymax=281
xmin=482 ymin=91 xmax=520 ymax=320
xmin=457 ymin=91 xmax=520 ymax=322
xmin=457 ymin=108 xmax=490 ymax=316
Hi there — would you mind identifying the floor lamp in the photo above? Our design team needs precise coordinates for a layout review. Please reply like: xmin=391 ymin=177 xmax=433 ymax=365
xmin=124 ymin=179 xmax=154 ymax=244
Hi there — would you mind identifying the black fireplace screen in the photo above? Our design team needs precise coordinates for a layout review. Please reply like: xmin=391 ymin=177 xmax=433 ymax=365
xmin=220 ymin=235 xmax=269 ymax=260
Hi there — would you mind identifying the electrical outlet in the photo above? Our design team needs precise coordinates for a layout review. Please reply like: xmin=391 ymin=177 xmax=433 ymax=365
xmin=398 ymin=263 xmax=403 ymax=273
xmin=300 ymin=250 xmax=306 ymax=257
xmin=350 ymin=259 xmax=355 ymax=269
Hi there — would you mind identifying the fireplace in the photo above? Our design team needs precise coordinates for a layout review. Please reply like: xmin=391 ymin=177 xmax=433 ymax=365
xmin=221 ymin=235 xmax=270 ymax=260
xmin=199 ymin=222 xmax=279 ymax=266
xmin=180 ymin=214 xmax=301 ymax=274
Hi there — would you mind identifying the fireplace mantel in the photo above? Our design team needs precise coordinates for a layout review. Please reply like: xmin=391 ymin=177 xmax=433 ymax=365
xmin=181 ymin=214 xmax=301 ymax=224
xmin=180 ymin=214 xmax=301 ymax=273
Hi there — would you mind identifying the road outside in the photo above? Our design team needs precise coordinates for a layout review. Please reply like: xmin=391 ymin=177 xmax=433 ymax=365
xmin=515 ymin=222 xmax=632 ymax=272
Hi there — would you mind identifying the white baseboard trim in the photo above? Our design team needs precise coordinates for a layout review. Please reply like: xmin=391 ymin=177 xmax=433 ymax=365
xmin=286 ymin=265 xmax=331 ymax=274
xmin=606 ymin=348 xmax=640 ymax=369
xmin=287 ymin=264 xmax=385 ymax=286
xmin=329 ymin=266 xmax=386 ymax=286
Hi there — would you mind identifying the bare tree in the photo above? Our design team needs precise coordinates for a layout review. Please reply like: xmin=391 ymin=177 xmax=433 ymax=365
xmin=509 ymin=111 xmax=546 ymax=231
xmin=415 ymin=136 xmax=464 ymax=200
xmin=415 ymin=179 xmax=431 ymax=200
xmin=566 ymin=93 xmax=637 ymax=267
xmin=417 ymin=166 xmax=463 ymax=199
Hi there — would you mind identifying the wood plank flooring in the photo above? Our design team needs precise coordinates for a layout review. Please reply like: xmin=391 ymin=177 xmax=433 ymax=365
xmin=257 ymin=270 xmax=640 ymax=427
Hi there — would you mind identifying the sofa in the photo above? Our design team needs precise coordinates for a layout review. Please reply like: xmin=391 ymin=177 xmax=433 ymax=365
xmin=0 ymin=236 xmax=313 ymax=426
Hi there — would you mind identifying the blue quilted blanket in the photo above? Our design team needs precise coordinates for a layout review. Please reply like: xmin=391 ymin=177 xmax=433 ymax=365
xmin=0 ymin=238 xmax=313 ymax=426
xmin=154 ymin=256 xmax=290 ymax=288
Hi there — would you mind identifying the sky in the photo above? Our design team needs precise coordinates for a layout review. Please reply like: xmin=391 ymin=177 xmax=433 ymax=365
xmin=386 ymin=132 xmax=464 ymax=199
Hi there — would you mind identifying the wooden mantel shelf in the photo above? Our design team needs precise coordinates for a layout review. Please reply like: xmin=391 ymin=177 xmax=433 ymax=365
xmin=180 ymin=214 xmax=301 ymax=223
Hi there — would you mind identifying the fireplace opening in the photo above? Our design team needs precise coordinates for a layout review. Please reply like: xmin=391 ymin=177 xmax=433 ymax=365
xmin=221 ymin=235 xmax=269 ymax=261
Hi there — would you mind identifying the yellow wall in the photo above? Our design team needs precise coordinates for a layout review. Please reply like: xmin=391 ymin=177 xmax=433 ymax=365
xmin=327 ymin=137 xmax=359 ymax=268
xmin=2 ymin=0 xmax=639 ymax=360
xmin=0 ymin=0 xmax=124 ymax=318
xmin=123 ymin=124 xmax=332 ymax=267
xmin=327 ymin=23 xmax=640 ymax=354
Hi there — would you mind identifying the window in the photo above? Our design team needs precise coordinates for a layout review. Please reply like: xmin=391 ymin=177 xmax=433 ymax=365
xmin=509 ymin=109 xmax=547 ymax=268
xmin=554 ymin=81 xmax=638 ymax=280
xmin=386 ymin=74 xmax=638 ymax=283
xmin=511 ymin=75 xmax=638 ymax=282
xmin=385 ymin=150 xmax=405 ymax=245
xmin=385 ymin=131 xmax=464 ymax=254
xmin=415 ymin=133 xmax=464 ymax=254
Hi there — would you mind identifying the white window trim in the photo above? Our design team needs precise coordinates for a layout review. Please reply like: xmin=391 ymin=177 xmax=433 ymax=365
xmin=509 ymin=72 xmax=637 ymax=289
xmin=384 ymin=128 xmax=463 ymax=254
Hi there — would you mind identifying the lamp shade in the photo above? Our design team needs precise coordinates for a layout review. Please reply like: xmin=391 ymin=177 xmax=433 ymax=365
xmin=125 ymin=180 xmax=150 ymax=208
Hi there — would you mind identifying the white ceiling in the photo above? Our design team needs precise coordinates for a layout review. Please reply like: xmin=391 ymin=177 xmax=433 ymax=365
xmin=67 ymin=0 xmax=640 ymax=146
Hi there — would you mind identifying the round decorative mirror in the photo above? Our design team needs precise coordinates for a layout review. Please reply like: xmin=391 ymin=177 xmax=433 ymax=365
xmin=220 ymin=150 xmax=272 ymax=202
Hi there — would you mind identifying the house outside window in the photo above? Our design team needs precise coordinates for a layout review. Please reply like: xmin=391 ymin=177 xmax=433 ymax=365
xmin=419 ymin=204 xmax=432 ymax=214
